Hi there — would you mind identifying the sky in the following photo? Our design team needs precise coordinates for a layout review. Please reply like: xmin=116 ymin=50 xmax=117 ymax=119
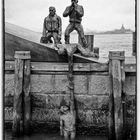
xmin=5 ymin=0 xmax=135 ymax=32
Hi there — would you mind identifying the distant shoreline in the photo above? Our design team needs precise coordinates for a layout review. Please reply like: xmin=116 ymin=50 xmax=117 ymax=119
xmin=69 ymin=32 xmax=133 ymax=35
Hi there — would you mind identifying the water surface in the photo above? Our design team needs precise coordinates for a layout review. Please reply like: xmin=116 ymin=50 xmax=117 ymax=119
xmin=5 ymin=131 xmax=108 ymax=140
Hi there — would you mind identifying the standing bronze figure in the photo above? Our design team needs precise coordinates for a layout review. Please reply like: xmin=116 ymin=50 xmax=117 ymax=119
xmin=41 ymin=7 xmax=62 ymax=44
xmin=63 ymin=0 xmax=88 ymax=48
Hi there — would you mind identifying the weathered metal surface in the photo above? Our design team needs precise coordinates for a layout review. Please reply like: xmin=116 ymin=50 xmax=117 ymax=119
xmin=5 ymin=33 xmax=66 ymax=62
xmin=5 ymin=23 xmax=107 ymax=63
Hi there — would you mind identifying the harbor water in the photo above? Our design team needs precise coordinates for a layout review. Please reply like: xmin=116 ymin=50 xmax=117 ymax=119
xmin=5 ymin=131 xmax=108 ymax=140
xmin=69 ymin=33 xmax=133 ymax=57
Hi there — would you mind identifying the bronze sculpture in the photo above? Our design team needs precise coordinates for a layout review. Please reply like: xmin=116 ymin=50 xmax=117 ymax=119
xmin=60 ymin=105 xmax=76 ymax=139
xmin=63 ymin=0 xmax=88 ymax=48
xmin=40 ymin=7 xmax=62 ymax=44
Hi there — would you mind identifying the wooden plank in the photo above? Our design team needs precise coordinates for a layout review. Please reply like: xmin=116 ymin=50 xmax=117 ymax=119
xmin=125 ymin=64 xmax=136 ymax=72
xmin=12 ymin=58 xmax=24 ymax=135
xmin=31 ymin=62 xmax=90 ymax=72
xmin=23 ymin=59 xmax=31 ymax=134
xmin=125 ymin=56 xmax=136 ymax=64
xmin=5 ymin=61 xmax=108 ymax=72
xmin=5 ymin=61 xmax=136 ymax=73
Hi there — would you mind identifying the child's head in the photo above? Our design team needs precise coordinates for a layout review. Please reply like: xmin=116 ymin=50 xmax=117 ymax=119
xmin=60 ymin=105 xmax=70 ymax=114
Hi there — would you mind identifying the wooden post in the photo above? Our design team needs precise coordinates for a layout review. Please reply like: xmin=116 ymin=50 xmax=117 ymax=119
xmin=109 ymin=51 xmax=125 ymax=140
xmin=132 ymin=32 xmax=136 ymax=56
xmin=94 ymin=47 xmax=99 ymax=55
xmin=23 ymin=52 xmax=31 ymax=135
xmin=12 ymin=53 xmax=24 ymax=135
xmin=12 ymin=51 xmax=31 ymax=135
xmin=78 ymin=35 xmax=94 ymax=51
xmin=121 ymin=54 xmax=126 ymax=140
xmin=108 ymin=57 xmax=115 ymax=140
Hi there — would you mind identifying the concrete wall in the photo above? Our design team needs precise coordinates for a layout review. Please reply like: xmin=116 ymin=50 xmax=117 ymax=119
xmin=4 ymin=72 xmax=136 ymax=136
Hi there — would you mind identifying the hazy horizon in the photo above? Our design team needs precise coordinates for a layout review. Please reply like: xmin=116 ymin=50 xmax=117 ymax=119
xmin=5 ymin=0 xmax=135 ymax=32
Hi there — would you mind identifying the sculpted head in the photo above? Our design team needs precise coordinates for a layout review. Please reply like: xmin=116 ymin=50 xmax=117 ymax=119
xmin=49 ymin=6 xmax=56 ymax=16
xmin=71 ymin=0 xmax=78 ymax=4
xmin=60 ymin=105 xmax=70 ymax=114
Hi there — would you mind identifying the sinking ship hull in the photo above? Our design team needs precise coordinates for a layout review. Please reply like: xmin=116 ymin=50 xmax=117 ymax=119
xmin=5 ymin=22 xmax=107 ymax=63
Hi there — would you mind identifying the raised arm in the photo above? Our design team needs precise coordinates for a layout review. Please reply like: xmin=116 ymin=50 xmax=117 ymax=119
xmin=75 ymin=5 xmax=84 ymax=17
xmin=60 ymin=117 xmax=64 ymax=136
xmin=63 ymin=6 xmax=74 ymax=17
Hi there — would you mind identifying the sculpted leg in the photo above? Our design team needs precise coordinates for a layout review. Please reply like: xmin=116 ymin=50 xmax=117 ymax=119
xmin=70 ymin=131 xmax=76 ymax=140
xmin=65 ymin=24 xmax=74 ymax=44
xmin=46 ymin=32 xmax=53 ymax=43
xmin=75 ymin=24 xmax=88 ymax=48
xmin=64 ymin=130 xmax=69 ymax=140
xmin=53 ymin=32 xmax=60 ymax=44
xmin=77 ymin=44 xmax=99 ymax=58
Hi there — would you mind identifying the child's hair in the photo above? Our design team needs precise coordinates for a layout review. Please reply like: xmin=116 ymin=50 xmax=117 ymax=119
xmin=60 ymin=105 xmax=70 ymax=113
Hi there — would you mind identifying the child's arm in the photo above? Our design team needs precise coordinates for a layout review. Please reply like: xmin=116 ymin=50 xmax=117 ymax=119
xmin=60 ymin=117 xmax=63 ymax=136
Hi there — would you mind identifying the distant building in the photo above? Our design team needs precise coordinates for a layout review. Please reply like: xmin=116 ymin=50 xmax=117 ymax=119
xmin=114 ymin=24 xmax=132 ymax=34
xmin=102 ymin=24 xmax=133 ymax=34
